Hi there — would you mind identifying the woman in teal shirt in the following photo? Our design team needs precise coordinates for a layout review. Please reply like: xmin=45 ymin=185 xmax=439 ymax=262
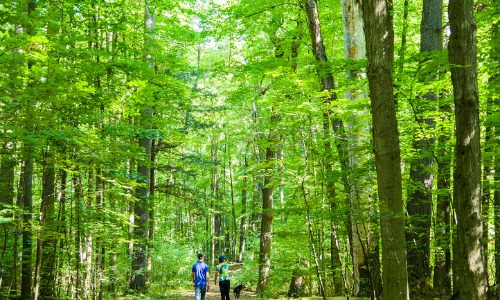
xmin=214 ymin=255 xmax=243 ymax=300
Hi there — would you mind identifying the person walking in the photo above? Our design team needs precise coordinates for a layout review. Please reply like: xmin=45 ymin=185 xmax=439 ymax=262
xmin=214 ymin=255 xmax=243 ymax=300
xmin=192 ymin=253 xmax=210 ymax=300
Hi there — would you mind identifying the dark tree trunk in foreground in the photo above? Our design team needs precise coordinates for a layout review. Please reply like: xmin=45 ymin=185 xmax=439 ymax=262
xmin=449 ymin=0 xmax=487 ymax=298
xmin=361 ymin=0 xmax=409 ymax=298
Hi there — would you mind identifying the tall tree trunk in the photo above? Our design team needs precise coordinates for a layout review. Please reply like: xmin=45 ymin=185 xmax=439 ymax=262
xmin=20 ymin=1 xmax=37 ymax=298
xmin=238 ymin=149 xmax=249 ymax=262
xmin=495 ymin=112 xmax=500 ymax=299
xmin=405 ymin=0 xmax=442 ymax=297
xmin=20 ymin=149 xmax=34 ymax=299
xmin=129 ymin=129 xmax=152 ymax=293
xmin=256 ymin=15 xmax=284 ymax=296
xmin=448 ymin=0 xmax=487 ymax=297
xmin=129 ymin=1 xmax=154 ymax=292
xmin=342 ymin=0 xmax=382 ymax=297
xmin=491 ymin=1 xmax=500 ymax=296
xmin=228 ymin=145 xmax=238 ymax=259
xmin=299 ymin=132 xmax=327 ymax=300
xmin=434 ymin=131 xmax=452 ymax=296
xmin=73 ymin=170 xmax=84 ymax=299
xmin=303 ymin=0 xmax=347 ymax=294
xmin=361 ymin=0 xmax=409 ymax=298
xmin=0 ymin=146 xmax=15 ymax=297
xmin=211 ymin=139 xmax=221 ymax=258
xmin=257 ymin=143 xmax=275 ymax=296
xmin=35 ymin=151 xmax=56 ymax=300
xmin=147 ymin=139 xmax=156 ymax=280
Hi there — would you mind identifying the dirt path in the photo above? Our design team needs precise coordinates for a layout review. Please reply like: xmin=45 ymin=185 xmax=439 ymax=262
xmin=168 ymin=288 xmax=257 ymax=300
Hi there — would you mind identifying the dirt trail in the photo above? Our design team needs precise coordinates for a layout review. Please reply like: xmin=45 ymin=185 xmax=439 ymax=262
xmin=168 ymin=288 xmax=257 ymax=300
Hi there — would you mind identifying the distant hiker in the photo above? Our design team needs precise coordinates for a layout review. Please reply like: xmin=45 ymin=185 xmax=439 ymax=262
xmin=214 ymin=255 xmax=243 ymax=300
xmin=192 ymin=253 xmax=210 ymax=300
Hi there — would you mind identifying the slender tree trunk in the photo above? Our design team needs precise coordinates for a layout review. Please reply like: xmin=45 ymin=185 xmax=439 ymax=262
xmin=130 ymin=135 xmax=151 ymax=293
xmin=211 ymin=140 xmax=222 ymax=257
xmin=228 ymin=145 xmax=238 ymax=259
xmin=491 ymin=1 xmax=500 ymax=297
xmin=361 ymin=0 xmax=409 ymax=298
xmin=238 ymin=150 xmax=248 ymax=262
xmin=72 ymin=170 xmax=84 ymax=299
xmin=405 ymin=0 xmax=442 ymax=297
xmin=0 ymin=147 xmax=15 ymax=297
xmin=303 ymin=0 xmax=347 ymax=294
xmin=20 ymin=1 xmax=37 ymax=298
xmin=449 ymin=0 xmax=487 ymax=297
xmin=495 ymin=114 xmax=500 ymax=299
xmin=342 ymin=0 xmax=382 ymax=297
xmin=35 ymin=151 xmax=56 ymax=300
xmin=147 ymin=139 xmax=156 ymax=280
xmin=256 ymin=16 xmax=284 ymax=296
xmin=257 ymin=144 xmax=275 ymax=296
xmin=129 ymin=1 xmax=154 ymax=292
xmin=397 ymin=0 xmax=409 ymax=73
xmin=20 ymin=150 xmax=34 ymax=299
xmin=434 ymin=131 xmax=452 ymax=296
xmin=299 ymin=131 xmax=327 ymax=300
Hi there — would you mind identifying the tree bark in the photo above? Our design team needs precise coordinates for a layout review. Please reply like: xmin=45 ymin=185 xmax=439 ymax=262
xmin=129 ymin=1 xmax=154 ymax=292
xmin=448 ymin=0 xmax=487 ymax=297
xmin=238 ymin=149 xmax=249 ymax=262
xmin=361 ymin=0 xmax=409 ymax=298
xmin=341 ymin=0 xmax=382 ymax=297
xmin=257 ymin=144 xmax=274 ymax=296
xmin=405 ymin=0 xmax=442 ymax=296
xmin=491 ymin=0 xmax=500 ymax=295
xmin=434 ymin=131 xmax=452 ymax=296
xmin=303 ymin=0 xmax=347 ymax=294
xmin=35 ymin=153 xmax=56 ymax=300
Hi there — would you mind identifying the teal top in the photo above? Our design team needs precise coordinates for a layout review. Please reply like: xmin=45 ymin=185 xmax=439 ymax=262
xmin=215 ymin=263 xmax=231 ymax=281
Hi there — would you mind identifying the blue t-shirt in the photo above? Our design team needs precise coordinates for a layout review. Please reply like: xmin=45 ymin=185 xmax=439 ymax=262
xmin=192 ymin=260 xmax=209 ymax=287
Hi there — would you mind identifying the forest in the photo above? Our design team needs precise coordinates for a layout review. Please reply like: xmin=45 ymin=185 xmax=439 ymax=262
xmin=0 ymin=0 xmax=499 ymax=299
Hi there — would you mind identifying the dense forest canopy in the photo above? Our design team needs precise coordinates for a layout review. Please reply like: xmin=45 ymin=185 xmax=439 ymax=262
xmin=0 ymin=0 xmax=499 ymax=299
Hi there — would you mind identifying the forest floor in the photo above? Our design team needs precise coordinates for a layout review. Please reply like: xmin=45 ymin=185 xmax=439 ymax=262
xmin=165 ymin=288 xmax=357 ymax=299
xmin=166 ymin=288 xmax=258 ymax=299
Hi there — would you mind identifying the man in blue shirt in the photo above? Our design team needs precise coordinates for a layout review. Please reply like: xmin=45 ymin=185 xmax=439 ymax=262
xmin=192 ymin=253 xmax=210 ymax=300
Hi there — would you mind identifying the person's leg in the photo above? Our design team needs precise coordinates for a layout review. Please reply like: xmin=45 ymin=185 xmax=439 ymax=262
xmin=201 ymin=286 xmax=207 ymax=300
xmin=221 ymin=280 xmax=230 ymax=300
xmin=195 ymin=287 xmax=201 ymax=300
xmin=217 ymin=282 xmax=222 ymax=299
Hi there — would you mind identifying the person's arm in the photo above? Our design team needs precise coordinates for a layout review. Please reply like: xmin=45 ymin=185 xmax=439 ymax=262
xmin=191 ymin=271 xmax=195 ymax=284
xmin=206 ymin=271 xmax=210 ymax=291
xmin=214 ymin=271 xmax=219 ymax=285
xmin=230 ymin=262 xmax=244 ymax=268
